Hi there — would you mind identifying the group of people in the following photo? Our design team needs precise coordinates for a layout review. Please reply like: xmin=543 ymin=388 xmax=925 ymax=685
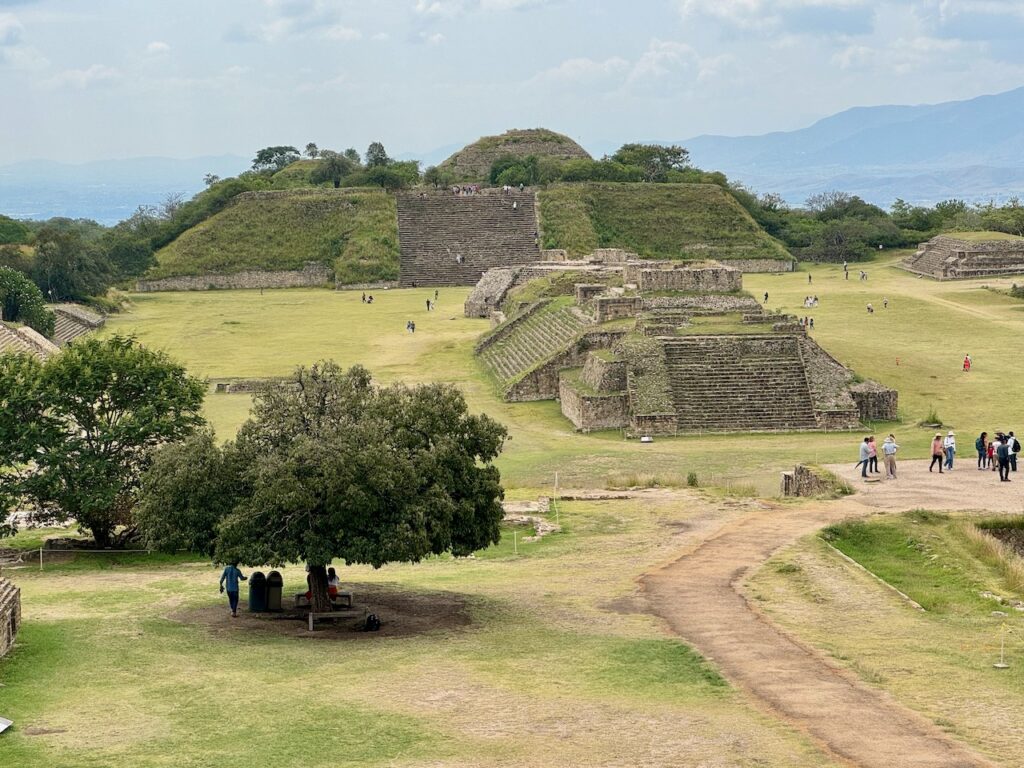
xmin=360 ymin=292 xmax=375 ymax=304
xmin=452 ymin=184 xmax=481 ymax=195
xmin=803 ymin=296 xmax=819 ymax=308
xmin=858 ymin=434 xmax=901 ymax=479
xmin=218 ymin=564 xmax=345 ymax=616
xmin=928 ymin=431 xmax=958 ymax=472
xmin=975 ymin=431 xmax=1020 ymax=481
xmin=500 ymin=183 xmax=526 ymax=194
xmin=962 ymin=354 xmax=972 ymax=372
xmin=798 ymin=316 xmax=815 ymax=329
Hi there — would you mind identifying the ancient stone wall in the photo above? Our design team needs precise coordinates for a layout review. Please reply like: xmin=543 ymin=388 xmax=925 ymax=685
xmin=623 ymin=262 xmax=742 ymax=292
xmin=781 ymin=464 xmax=850 ymax=497
xmin=136 ymin=262 xmax=330 ymax=292
xmin=558 ymin=374 xmax=629 ymax=432
xmin=574 ymin=284 xmax=607 ymax=303
xmin=628 ymin=413 xmax=678 ymax=437
xmin=642 ymin=294 xmax=761 ymax=315
xmin=592 ymin=295 xmax=643 ymax=322
xmin=0 ymin=577 xmax=21 ymax=658
xmin=465 ymin=268 xmax=517 ymax=318
xmin=506 ymin=329 xmax=628 ymax=401
xmin=725 ymin=258 xmax=795 ymax=273
xmin=582 ymin=353 xmax=627 ymax=393
xmin=850 ymin=382 xmax=899 ymax=422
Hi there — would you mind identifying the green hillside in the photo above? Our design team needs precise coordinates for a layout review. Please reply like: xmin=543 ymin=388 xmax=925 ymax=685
xmin=538 ymin=183 xmax=793 ymax=262
xmin=439 ymin=128 xmax=591 ymax=181
xmin=150 ymin=188 xmax=399 ymax=284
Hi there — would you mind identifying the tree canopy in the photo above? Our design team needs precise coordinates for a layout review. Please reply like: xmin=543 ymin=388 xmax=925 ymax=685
xmin=310 ymin=151 xmax=355 ymax=188
xmin=138 ymin=362 xmax=508 ymax=610
xmin=0 ymin=335 xmax=207 ymax=546
xmin=610 ymin=143 xmax=691 ymax=182
xmin=0 ymin=266 xmax=54 ymax=336
xmin=252 ymin=145 xmax=301 ymax=172
xmin=365 ymin=141 xmax=390 ymax=168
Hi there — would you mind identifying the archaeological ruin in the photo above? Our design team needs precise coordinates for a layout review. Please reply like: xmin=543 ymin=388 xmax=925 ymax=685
xmin=468 ymin=252 xmax=897 ymax=435
xmin=0 ymin=577 xmax=20 ymax=658
xmin=902 ymin=234 xmax=1024 ymax=279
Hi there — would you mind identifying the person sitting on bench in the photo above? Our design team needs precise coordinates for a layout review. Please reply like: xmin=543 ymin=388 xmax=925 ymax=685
xmin=327 ymin=567 xmax=341 ymax=597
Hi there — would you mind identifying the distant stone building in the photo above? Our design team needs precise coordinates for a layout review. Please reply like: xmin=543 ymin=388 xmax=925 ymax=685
xmin=902 ymin=235 xmax=1024 ymax=279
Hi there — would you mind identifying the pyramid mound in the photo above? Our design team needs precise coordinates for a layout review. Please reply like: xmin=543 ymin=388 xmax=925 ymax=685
xmin=901 ymin=232 xmax=1024 ymax=279
xmin=439 ymin=128 xmax=591 ymax=181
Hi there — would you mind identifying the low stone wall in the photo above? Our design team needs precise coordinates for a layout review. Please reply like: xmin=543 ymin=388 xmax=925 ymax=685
xmin=628 ymin=413 xmax=678 ymax=437
xmin=642 ymin=294 xmax=760 ymax=315
xmin=624 ymin=262 xmax=742 ymax=293
xmin=850 ymin=382 xmax=899 ymax=422
xmin=211 ymin=378 xmax=287 ymax=394
xmin=558 ymin=374 xmax=629 ymax=432
xmin=575 ymin=284 xmax=607 ymax=303
xmin=582 ymin=353 xmax=627 ymax=393
xmin=137 ymin=262 xmax=330 ymax=292
xmin=725 ymin=258 xmax=794 ymax=273
xmin=0 ymin=577 xmax=21 ymax=658
xmin=781 ymin=464 xmax=851 ymax=497
xmin=592 ymin=295 xmax=642 ymax=322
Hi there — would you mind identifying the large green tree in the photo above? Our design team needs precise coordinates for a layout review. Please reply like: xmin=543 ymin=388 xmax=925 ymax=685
xmin=310 ymin=151 xmax=355 ymax=188
xmin=0 ymin=266 xmax=55 ymax=336
xmin=138 ymin=362 xmax=507 ymax=611
xmin=251 ymin=145 xmax=301 ymax=172
xmin=365 ymin=141 xmax=390 ymax=167
xmin=611 ymin=143 xmax=690 ymax=182
xmin=0 ymin=335 xmax=207 ymax=547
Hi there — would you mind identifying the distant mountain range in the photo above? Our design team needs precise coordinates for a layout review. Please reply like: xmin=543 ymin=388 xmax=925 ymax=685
xmin=681 ymin=85 xmax=1024 ymax=207
xmin=0 ymin=155 xmax=249 ymax=225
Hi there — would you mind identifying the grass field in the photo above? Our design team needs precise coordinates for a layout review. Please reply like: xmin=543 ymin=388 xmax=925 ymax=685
xmin=748 ymin=510 xmax=1024 ymax=763
xmin=1 ymin=495 xmax=833 ymax=768
xmin=102 ymin=256 xmax=1024 ymax=494
xmin=149 ymin=189 xmax=399 ymax=284
xmin=538 ymin=183 xmax=793 ymax=262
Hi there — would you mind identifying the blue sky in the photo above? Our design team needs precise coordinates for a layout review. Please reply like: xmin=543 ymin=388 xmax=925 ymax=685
xmin=1 ymin=0 xmax=1023 ymax=164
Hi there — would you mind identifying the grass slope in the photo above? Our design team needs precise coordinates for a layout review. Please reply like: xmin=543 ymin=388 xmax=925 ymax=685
xmin=538 ymin=182 xmax=793 ymax=262
xmin=149 ymin=188 xmax=399 ymax=284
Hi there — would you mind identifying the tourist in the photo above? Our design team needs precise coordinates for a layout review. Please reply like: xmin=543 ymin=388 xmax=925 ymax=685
xmin=963 ymin=354 xmax=971 ymax=372
xmin=929 ymin=433 xmax=945 ymax=473
xmin=857 ymin=436 xmax=870 ymax=478
xmin=868 ymin=435 xmax=879 ymax=474
xmin=976 ymin=431 xmax=989 ymax=469
xmin=843 ymin=260 xmax=848 ymax=272
xmin=764 ymin=291 xmax=768 ymax=304
xmin=995 ymin=433 xmax=1011 ymax=481
xmin=808 ymin=273 xmax=812 ymax=284
xmin=426 ymin=299 xmax=431 ymax=311
xmin=845 ymin=269 xmax=849 ymax=280
xmin=219 ymin=562 xmax=248 ymax=618
xmin=882 ymin=434 xmax=899 ymax=479
xmin=883 ymin=297 xmax=888 ymax=309
xmin=361 ymin=292 xmax=366 ymax=303
xmin=943 ymin=430 xmax=956 ymax=470
xmin=1009 ymin=431 xmax=1020 ymax=472
xmin=809 ymin=317 xmax=814 ymax=329
xmin=512 ymin=200 xmax=518 ymax=210
xmin=367 ymin=295 xmax=374 ymax=304
xmin=988 ymin=438 xmax=996 ymax=471
xmin=434 ymin=289 xmax=439 ymax=301
xmin=410 ymin=320 xmax=416 ymax=333
xmin=867 ymin=303 xmax=874 ymax=314
xmin=327 ymin=567 xmax=341 ymax=597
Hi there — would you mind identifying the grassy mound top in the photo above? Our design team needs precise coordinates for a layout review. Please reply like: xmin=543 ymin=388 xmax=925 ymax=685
xmin=538 ymin=183 xmax=793 ymax=263
xmin=149 ymin=188 xmax=398 ymax=284
xmin=439 ymin=128 xmax=591 ymax=181
xmin=942 ymin=231 xmax=1024 ymax=243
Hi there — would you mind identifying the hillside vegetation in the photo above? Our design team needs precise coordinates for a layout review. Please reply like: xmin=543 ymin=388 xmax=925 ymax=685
xmin=150 ymin=188 xmax=399 ymax=284
xmin=539 ymin=182 xmax=793 ymax=262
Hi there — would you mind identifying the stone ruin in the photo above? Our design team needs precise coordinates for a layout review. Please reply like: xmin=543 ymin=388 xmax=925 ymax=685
xmin=0 ymin=577 xmax=20 ymax=657
xmin=470 ymin=256 xmax=897 ymax=435
xmin=902 ymin=235 xmax=1024 ymax=279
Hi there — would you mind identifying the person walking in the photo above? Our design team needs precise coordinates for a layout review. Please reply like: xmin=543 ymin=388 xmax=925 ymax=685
xmin=764 ymin=291 xmax=768 ymax=304
xmin=219 ymin=562 xmax=247 ymax=618
xmin=976 ymin=431 xmax=988 ymax=469
xmin=867 ymin=435 xmax=879 ymax=474
xmin=1009 ymin=431 xmax=1020 ymax=472
xmin=808 ymin=273 xmax=812 ymax=284
xmin=943 ymin=430 xmax=956 ymax=471
xmin=963 ymin=355 xmax=971 ymax=372
xmin=857 ymin=436 xmax=871 ymax=478
xmin=929 ymin=433 xmax=945 ymax=473
xmin=882 ymin=434 xmax=899 ymax=479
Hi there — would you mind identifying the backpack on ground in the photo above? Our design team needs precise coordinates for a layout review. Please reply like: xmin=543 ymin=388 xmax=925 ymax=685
xmin=363 ymin=613 xmax=381 ymax=632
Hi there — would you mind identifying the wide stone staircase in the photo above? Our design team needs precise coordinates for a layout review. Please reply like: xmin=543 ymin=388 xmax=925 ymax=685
xmin=51 ymin=304 xmax=105 ymax=346
xmin=661 ymin=335 xmax=818 ymax=431
xmin=904 ymin=240 xmax=957 ymax=276
xmin=479 ymin=302 xmax=588 ymax=386
xmin=397 ymin=190 xmax=541 ymax=287
xmin=0 ymin=324 xmax=60 ymax=359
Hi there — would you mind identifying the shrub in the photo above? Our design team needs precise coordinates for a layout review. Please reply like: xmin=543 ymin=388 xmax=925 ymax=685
xmin=0 ymin=266 xmax=55 ymax=336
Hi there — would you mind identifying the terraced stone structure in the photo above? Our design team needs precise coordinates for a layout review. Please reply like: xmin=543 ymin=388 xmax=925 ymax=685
xmin=51 ymin=304 xmax=105 ymax=346
xmin=902 ymin=235 xmax=1024 ymax=279
xmin=438 ymin=128 xmax=591 ymax=181
xmin=0 ymin=323 xmax=60 ymax=359
xmin=0 ymin=577 xmax=20 ymax=657
xmin=398 ymin=189 xmax=541 ymax=287
xmin=472 ymin=259 xmax=896 ymax=434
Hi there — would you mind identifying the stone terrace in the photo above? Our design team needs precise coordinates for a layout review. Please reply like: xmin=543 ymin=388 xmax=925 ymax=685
xmin=661 ymin=335 xmax=818 ymax=432
xmin=478 ymin=301 xmax=588 ymax=386
xmin=903 ymin=235 xmax=1024 ymax=279
xmin=51 ymin=304 xmax=105 ymax=346
xmin=398 ymin=190 xmax=540 ymax=287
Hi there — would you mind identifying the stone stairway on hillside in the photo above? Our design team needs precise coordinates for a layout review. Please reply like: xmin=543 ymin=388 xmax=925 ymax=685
xmin=398 ymin=190 xmax=541 ymax=287
xmin=479 ymin=303 xmax=588 ymax=385
xmin=51 ymin=304 xmax=105 ymax=346
xmin=0 ymin=324 xmax=60 ymax=359
xmin=904 ymin=241 xmax=956 ymax=276
xmin=661 ymin=335 xmax=818 ymax=432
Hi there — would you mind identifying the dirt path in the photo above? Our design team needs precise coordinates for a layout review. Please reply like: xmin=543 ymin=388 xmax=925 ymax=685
xmin=643 ymin=498 xmax=996 ymax=768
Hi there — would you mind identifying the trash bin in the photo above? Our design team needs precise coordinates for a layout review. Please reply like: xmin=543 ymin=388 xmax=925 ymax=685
xmin=248 ymin=571 xmax=268 ymax=612
xmin=266 ymin=570 xmax=283 ymax=611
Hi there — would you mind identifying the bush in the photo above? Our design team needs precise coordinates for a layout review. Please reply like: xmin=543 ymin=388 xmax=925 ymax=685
xmin=686 ymin=471 xmax=699 ymax=487
xmin=0 ymin=266 xmax=55 ymax=336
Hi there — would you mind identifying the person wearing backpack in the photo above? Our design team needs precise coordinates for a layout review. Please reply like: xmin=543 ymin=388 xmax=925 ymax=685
xmin=995 ymin=433 xmax=1011 ymax=481
xmin=976 ymin=432 xmax=988 ymax=470
xmin=1009 ymin=431 xmax=1020 ymax=472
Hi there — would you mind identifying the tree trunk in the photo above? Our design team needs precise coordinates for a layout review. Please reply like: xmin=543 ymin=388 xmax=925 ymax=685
xmin=308 ymin=564 xmax=332 ymax=612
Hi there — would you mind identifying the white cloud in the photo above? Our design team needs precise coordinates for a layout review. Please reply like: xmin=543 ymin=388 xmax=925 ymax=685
xmin=43 ymin=63 xmax=121 ymax=90
xmin=0 ymin=12 xmax=22 ymax=46
xmin=832 ymin=35 xmax=975 ymax=74
xmin=145 ymin=40 xmax=171 ymax=55
xmin=414 ymin=0 xmax=554 ymax=15
xmin=530 ymin=56 xmax=630 ymax=86
xmin=322 ymin=25 xmax=361 ymax=41
xmin=259 ymin=0 xmax=362 ymax=42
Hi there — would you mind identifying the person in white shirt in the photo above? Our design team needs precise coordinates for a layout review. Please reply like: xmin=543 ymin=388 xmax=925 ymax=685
xmin=881 ymin=434 xmax=899 ymax=479
xmin=943 ymin=431 xmax=956 ymax=470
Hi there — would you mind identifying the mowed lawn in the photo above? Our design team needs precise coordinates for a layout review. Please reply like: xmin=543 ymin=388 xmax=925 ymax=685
xmin=103 ymin=257 xmax=1024 ymax=493
xmin=0 ymin=497 xmax=833 ymax=768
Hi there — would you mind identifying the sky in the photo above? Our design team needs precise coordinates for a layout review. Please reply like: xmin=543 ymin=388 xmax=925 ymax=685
xmin=1 ymin=0 xmax=1024 ymax=165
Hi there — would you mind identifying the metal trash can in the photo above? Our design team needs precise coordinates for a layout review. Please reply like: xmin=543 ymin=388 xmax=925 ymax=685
xmin=248 ymin=571 xmax=268 ymax=612
xmin=266 ymin=571 xmax=283 ymax=611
